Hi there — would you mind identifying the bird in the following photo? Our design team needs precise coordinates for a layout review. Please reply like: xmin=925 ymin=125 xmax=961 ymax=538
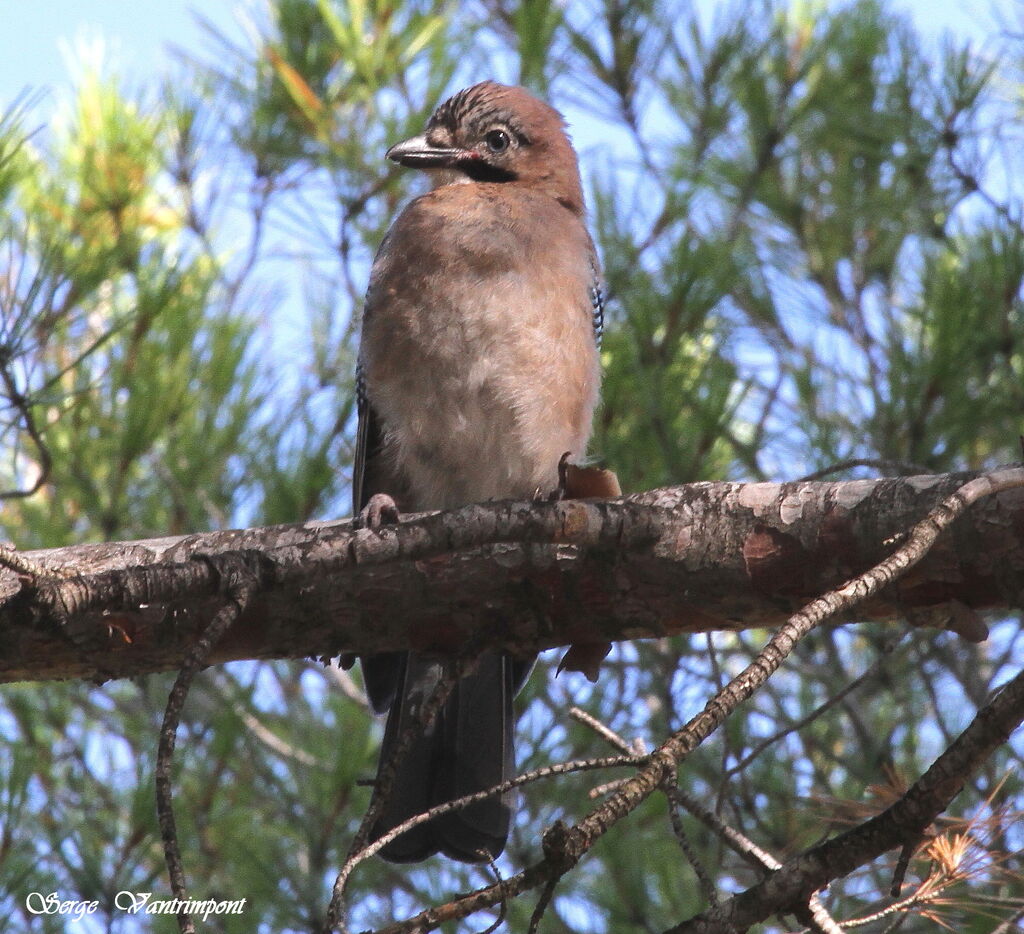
xmin=354 ymin=80 xmax=603 ymax=863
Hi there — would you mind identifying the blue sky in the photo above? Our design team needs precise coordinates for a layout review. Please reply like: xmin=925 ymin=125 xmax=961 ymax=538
xmin=0 ymin=0 xmax=1015 ymax=109
xmin=0 ymin=0 xmax=239 ymax=103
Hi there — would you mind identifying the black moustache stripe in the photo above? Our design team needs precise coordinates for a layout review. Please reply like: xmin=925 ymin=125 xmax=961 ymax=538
xmin=458 ymin=161 xmax=517 ymax=183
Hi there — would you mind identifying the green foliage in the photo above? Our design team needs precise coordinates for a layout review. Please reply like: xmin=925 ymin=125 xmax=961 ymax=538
xmin=1 ymin=0 xmax=1023 ymax=931
xmin=1 ymin=73 xmax=260 ymax=544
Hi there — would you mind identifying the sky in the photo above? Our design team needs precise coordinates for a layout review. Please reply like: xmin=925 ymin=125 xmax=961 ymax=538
xmin=0 ymin=0 xmax=239 ymax=104
xmin=0 ymin=0 xmax=1016 ymax=110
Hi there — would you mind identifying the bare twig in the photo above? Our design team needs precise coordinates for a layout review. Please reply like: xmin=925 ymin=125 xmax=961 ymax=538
xmin=587 ymin=777 xmax=633 ymax=798
xmin=664 ymin=779 xmax=719 ymax=909
xmin=326 ymin=665 xmax=461 ymax=934
xmin=230 ymin=701 xmax=320 ymax=767
xmin=672 ymin=786 xmax=782 ymax=872
xmin=670 ymin=783 xmax=842 ymax=931
xmin=156 ymin=554 xmax=260 ymax=934
xmin=843 ymin=884 xmax=929 ymax=930
xmin=475 ymin=856 xmax=509 ymax=934
xmin=347 ymin=664 xmax=460 ymax=859
xmin=527 ymin=878 xmax=559 ymax=934
xmin=794 ymin=901 xmax=846 ymax=934
xmin=726 ymin=636 xmax=903 ymax=777
xmin=0 ymin=362 xmax=52 ymax=500
xmin=669 ymin=662 xmax=1024 ymax=932
xmin=569 ymin=705 xmax=644 ymax=756
xmin=325 ymin=750 xmax=641 ymax=933
xmin=889 ymin=839 xmax=918 ymax=897
xmin=325 ymin=664 xmax=370 ymax=708
xmin=572 ymin=707 xmax=721 ymax=908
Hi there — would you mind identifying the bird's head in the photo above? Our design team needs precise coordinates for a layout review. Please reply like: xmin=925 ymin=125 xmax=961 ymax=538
xmin=386 ymin=81 xmax=585 ymax=215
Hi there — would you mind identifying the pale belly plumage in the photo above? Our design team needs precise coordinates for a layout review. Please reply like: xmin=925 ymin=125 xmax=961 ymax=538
xmin=366 ymin=276 xmax=598 ymax=511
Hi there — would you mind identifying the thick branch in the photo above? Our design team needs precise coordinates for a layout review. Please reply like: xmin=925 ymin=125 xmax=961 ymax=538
xmin=1 ymin=469 xmax=1022 ymax=684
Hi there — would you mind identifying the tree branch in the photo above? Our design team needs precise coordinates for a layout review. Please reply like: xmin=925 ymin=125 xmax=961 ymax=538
xmin=667 ymin=661 xmax=1024 ymax=932
xmin=1 ymin=469 xmax=1022 ymax=685
xmin=353 ymin=468 xmax=1024 ymax=933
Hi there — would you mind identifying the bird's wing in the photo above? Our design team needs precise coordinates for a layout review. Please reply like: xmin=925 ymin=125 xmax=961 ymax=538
xmin=352 ymin=358 xmax=375 ymax=515
xmin=355 ymin=327 xmax=419 ymax=717
xmin=590 ymin=255 xmax=605 ymax=349
xmin=352 ymin=355 xmax=412 ymax=516
xmin=353 ymin=389 xmax=406 ymax=715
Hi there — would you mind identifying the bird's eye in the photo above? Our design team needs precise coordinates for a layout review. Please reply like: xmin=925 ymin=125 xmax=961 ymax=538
xmin=484 ymin=129 xmax=511 ymax=153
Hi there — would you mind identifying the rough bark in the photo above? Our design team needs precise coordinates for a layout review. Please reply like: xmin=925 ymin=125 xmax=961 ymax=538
xmin=2 ymin=470 xmax=1022 ymax=685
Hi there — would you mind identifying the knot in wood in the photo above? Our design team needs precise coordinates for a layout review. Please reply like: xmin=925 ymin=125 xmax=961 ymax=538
xmin=541 ymin=819 xmax=581 ymax=873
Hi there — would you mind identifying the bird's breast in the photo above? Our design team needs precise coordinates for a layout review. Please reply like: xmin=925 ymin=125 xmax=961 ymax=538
xmin=362 ymin=213 xmax=600 ymax=510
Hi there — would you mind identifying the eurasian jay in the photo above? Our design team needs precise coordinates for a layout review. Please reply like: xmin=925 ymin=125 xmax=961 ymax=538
xmin=354 ymin=80 xmax=603 ymax=863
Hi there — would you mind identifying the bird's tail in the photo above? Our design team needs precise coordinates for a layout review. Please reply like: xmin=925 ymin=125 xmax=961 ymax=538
xmin=369 ymin=652 xmax=518 ymax=863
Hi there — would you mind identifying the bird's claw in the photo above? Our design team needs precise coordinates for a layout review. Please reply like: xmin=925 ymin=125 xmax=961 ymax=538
xmin=358 ymin=493 xmax=401 ymax=530
xmin=548 ymin=452 xmax=572 ymax=502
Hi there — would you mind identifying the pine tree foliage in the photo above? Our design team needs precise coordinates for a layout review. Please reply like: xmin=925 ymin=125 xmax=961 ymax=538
xmin=1 ymin=1 xmax=1022 ymax=931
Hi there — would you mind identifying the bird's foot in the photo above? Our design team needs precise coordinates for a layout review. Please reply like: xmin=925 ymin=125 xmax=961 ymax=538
xmin=357 ymin=492 xmax=401 ymax=530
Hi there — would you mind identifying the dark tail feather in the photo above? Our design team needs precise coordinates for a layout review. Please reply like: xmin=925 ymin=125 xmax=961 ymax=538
xmin=370 ymin=653 xmax=445 ymax=863
xmin=369 ymin=653 xmax=520 ymax=864
xmin=434 ymin=653 xmax=515 ymax=862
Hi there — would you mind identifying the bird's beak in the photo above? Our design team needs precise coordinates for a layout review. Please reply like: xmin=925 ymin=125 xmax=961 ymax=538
xmin=386 ymin=134 xmax=477 ymax=169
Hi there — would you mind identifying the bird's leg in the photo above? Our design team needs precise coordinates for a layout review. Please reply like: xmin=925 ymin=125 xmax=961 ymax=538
xmin=357 ymin=492 xmax=401 ymax=530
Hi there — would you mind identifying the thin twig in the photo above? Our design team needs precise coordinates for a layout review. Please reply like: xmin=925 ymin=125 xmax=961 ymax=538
xmin=796 ymin=902 xmax=846 ymax=934
xmin=527 ymin=878 xmax=559 ymax=934
xmin=726 ymin=636 xmax=903 ymax=776
xmin=672 ymin=666 xmax=1024 ymax=932
xmin=669 ymin=783 xmax=844 ymax=930
xmin=672 ymin=786 xmax=781 ymax=871
xmin=230 ymin=700 xmax=320 ymax=767
xmin=324 ymin=751 xmax=641 ymax=933
xmin=664 ymin=779 xmax=719 ymax=909
xmin=475 ymin=856 xmax=508 ymax=934
xmin=573 ymin=708 xmax=721 ymax=907
xmin=325 ymin=664 xmax=370 ymax=708
xmin=838 ymin=885 xmax=929 ymax=929
xmin=890 ymin=839 xmax=918 ymax=897
xmin=155 ymin=554 xmax=260 ymax=934
xmin=587 ymin=777 xmax=632 ymax=798
xmin=348 ymin=664 xmax=460 ymax=859
xmin=569 ymin=706 xmax=644 ymax=755
xmin=327 ymin=665 xmax=461 ymax=934
xmin=0 ymin=362 xmax=52 ymax=500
